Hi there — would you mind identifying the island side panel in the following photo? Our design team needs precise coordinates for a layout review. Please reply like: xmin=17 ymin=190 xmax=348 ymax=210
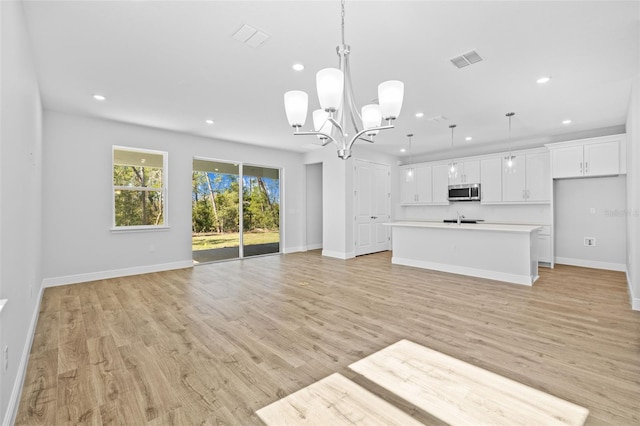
xmin=390 ymin=226 xmax=537 ymax=285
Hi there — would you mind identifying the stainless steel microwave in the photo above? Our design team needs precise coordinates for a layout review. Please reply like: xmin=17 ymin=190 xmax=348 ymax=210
xmin=448 ymin=184 xmax=481 ymax=201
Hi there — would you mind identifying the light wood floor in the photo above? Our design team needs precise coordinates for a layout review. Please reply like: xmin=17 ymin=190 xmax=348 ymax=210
xmin=15 ymin=251 xmax=640 ymax=425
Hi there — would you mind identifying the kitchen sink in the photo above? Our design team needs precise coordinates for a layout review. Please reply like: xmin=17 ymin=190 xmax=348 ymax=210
xmin=443 ymin=219 xmax=484 ymax=224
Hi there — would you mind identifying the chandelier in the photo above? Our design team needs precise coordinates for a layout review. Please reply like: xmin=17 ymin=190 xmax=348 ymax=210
xmin=283 ymin=0 xmax=404 ymax=160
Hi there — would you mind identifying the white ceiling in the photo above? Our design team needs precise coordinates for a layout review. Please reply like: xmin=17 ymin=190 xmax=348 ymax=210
xmin=22 ymin=0 xmax=640 ymax=160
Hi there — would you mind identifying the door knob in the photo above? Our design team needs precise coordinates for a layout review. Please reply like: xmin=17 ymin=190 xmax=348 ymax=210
xmin=371 ymin=216 xmax=378 ymax=219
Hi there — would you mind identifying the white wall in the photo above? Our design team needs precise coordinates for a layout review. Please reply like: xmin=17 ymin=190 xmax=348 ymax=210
xmin=41 ymin=111 xmax=306 ymax=283
xmin=0 ymin=0 xmax=44 ymax=422
xmin=626 ymin=76 xmax=640 ymax=310
xmin=304 ymin=144 xmax=398 ymax=259
xmin=305 ymin=163 xmax=323 ymax=249
xmin=554 ymin=176 xmax=627 ymax=269
xmin=304 ymin=146 xmax=348 ymax=257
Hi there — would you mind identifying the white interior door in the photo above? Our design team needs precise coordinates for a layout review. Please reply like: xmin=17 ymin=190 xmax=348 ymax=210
xmin=354 ymin=160 xmax=390 ymax=256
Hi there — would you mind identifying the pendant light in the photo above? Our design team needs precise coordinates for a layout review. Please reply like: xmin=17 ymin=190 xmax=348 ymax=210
xmin=448 ymin=124 xmax=458 ymax=179
xmin=405 ymin=133 xmax=414 ymax=182
xmin=504 ymin=112 xmax=516 ymax=173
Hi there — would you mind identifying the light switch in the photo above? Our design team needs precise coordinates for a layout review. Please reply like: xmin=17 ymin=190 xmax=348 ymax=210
xmin=590 ymin=208 xmax=596 ymax=215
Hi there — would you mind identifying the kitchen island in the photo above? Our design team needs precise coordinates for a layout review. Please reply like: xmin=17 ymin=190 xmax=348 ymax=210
xmin=386 ymin=221 xmax=541 ymax=285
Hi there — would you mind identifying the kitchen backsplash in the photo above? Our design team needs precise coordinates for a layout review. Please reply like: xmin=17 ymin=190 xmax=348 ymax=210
xmin=396 ymin=203 xmax=552 ymax=225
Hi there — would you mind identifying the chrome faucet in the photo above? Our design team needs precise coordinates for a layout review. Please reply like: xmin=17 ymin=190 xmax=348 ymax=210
xmin=456 ymin=211 xmax=465 ymax=225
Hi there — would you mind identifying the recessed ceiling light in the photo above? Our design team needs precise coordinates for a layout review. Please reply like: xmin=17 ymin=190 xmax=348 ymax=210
xmin=536 ymin=76 xmax=551 ymax=84
xmin=92 ymin=94 xmax=106 ymax=101
xmin=465 ymin=136 xmax=472 ymax=141
xmin=205 ymin=119 xmax=214 ymax=125
xmin=292 ymin=63 xmax=304 ymax=71
xmin=415 ymin=112 xmax=424 ymax=118
xmin=400 ymin=148 xmax=406 ymax=153
xmin=140 ymin=158 xmax=146 ymax=164
xmin=562 ymin=119 xmax=572 ymax=125
xmin=214 ymin=168 xmax=219 ymax=171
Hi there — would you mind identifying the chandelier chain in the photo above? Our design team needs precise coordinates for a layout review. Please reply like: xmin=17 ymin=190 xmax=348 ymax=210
xmin=341 ymin=0 xmax=346 ymax=45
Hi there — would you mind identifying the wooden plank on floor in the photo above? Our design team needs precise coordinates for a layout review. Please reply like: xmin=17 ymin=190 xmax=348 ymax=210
xmin=349 ymin=339 xmax=589 ymax=426
xmin=256 ymin=373 xmax=422 ymax=426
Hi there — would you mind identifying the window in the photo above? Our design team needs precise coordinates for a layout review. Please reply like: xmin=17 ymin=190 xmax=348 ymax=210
xmin=113 ymin=146 xmax=167 ymax=229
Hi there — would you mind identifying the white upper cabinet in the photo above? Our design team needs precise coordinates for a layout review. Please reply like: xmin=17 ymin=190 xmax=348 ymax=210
xmin=548 ymin=135 xmax=624 ymax=179
xmin=432 ymin=164 xmax=450 ymax=204
xmin=584 ymin=141 xmax=619 ymax=176
xmin=502 ymin=157 xmax=527 ymax=202
xmin=400 ymin=165 xmax=432 ymax=204
xmin=502 ymin=151 xmax=550 ymax=203
xmin=400 ymin=166 xmax=416 ymax=205
xmin=480 ymin=157 xmax=502 ymax=203
xmin=415 ymin=166 xmax=433 ymax=204
xmin=550 ymin=145 xmax=583 ymax=178
xmin=525 ymin=152 xmax=551 ymax=202
xmin=448 ymin=160 xmax=480 ymax=185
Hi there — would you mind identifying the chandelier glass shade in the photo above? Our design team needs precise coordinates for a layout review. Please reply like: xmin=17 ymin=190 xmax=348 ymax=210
xmin=283 ymin=0 xmax=404 ymax=160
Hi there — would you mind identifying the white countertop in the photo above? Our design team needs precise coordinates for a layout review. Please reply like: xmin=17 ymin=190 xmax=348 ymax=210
xmin=384 ymin=221 xmax=541 ymax=233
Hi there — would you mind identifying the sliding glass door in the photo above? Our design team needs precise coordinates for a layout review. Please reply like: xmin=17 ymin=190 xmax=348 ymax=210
xmin=192 ymin=160 xmax=240 ymax=263
xmin=192 ymin=159 xmax=280 ymax=263
xmin=242 ymin=165 xmax=280 ymax=257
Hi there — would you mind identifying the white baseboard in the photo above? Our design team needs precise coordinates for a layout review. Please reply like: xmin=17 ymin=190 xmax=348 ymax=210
xmin=282 ymin=246 xmax=305 ymax=254
xmin=627 ymin=270 xmax=640 ymax=311
xmin=554 ymin=257 xmax=627 ymax=272
xmin=322 ymin=250 xmax=355 ymax=260
xmin=392 ymin=257 xmax=535 ymax=286
xmin=4 ymin=286 xmax=44 ymax=426
xmin=305 ymin=243 xmax=323 ymax=251
xmin=42 ymin=260 xmax=193 ymax=288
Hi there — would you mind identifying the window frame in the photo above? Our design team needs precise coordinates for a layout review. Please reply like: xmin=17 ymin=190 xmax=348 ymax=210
xmin=111 ymin=145 xmax=169 ymax=232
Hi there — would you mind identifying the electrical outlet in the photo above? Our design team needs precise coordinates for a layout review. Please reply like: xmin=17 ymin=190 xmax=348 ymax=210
xmin=3 ymin=346 xmax=8 ymax=372
xmin=584 ymin=237 xmax=596 ymax=247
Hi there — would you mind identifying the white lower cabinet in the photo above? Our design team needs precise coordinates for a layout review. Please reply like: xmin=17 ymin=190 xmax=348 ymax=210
xmin=538 ymin=226 xmax=552 ymax=264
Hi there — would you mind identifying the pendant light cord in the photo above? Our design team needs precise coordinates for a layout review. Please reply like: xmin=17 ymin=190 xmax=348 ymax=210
xmin=506 ymin=112 xmax=515 ymax=157
xmin=450 ymin=124 xmax=456 ymax=148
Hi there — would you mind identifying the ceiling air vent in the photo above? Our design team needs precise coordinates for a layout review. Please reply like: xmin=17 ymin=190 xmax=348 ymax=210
xmin=450 ymin=50 xmax=483 ymax=69
xmin=426 ymin=115 xmax=449 ymax=123
xmin=232 ymin=24 xmax=270 ymax=48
